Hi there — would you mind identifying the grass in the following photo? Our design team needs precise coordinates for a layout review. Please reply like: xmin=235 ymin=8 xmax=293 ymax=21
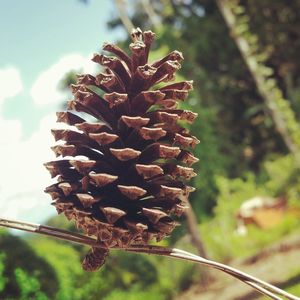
xmin=199 ymin=214 xmax=300 ymax=262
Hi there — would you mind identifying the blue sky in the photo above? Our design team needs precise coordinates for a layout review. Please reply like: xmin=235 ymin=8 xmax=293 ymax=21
xmin=0 ymin=0 xmax=125 ymax=223
xmin=1 ymin=0 xmax=124 ymax=136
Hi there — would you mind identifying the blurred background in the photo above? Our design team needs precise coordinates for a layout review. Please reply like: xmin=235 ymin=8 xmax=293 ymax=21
xmin=0 ymin=0 xmax=300 ymax=299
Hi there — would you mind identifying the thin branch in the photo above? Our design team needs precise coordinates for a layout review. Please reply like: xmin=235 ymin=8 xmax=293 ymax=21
xmin=140 ymin=0 xmax=161 ymax=28
xmin=114 ymin=0 xmax=134 ymax=34
xmin=245 ymin=281 xmax=282 ymax=300
xmin=166 ymin=250 xmax=298 ymax=300
xmin=184 ymin=204 xmax=211 ymax=283
xmin=0 ymin=218 xmax=299 ymax=300
xmin=184 ymin=204 xmax=208 ymax=258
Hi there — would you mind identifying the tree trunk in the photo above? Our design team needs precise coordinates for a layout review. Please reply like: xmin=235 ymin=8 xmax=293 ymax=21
xmin=216 ymin=0 xmax=300 ymax=165
xmin=185 ymin=206 xmax=208 ymax=259
xmin=185 ymin=205 xmax=211 ymax=284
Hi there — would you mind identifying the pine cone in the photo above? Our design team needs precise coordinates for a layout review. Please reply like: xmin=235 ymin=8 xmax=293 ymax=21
xmin=44 ymin=28 xmax=199 ymax=271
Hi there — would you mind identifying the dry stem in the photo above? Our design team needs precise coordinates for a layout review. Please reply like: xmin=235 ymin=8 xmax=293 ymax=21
xmin=0 ymin=217 xmax=299 ymax=300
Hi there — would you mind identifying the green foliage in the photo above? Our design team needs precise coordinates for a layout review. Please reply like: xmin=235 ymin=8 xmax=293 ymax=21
xmin=202 ymin=212 xmax=300 ymax=262
xmin=142 ymin=250 xmax=195 ymax=299
xmin=30 ymin=238 xmax=82 ymax=300
xmin=102 ymin=287 xmax=165 ymax=300
xmin=190 ymin=96 xmax=228 ymax=215
xmin=0 ymin=224 xmax=198 ymax=300
xmin=0 ymin=231 xmax=58 ymax=299
xmin=199 ymin=154 xmax=300 ymax=261
xmin=0 ymin=241 xmax=49 ymax=300
xmin=58 ymin=70 xmax=78 ymax=92
xmin=14 ymin=268 xmax=48 ymax=300
xmin=0 ymin=253 xmax=7 ymax=293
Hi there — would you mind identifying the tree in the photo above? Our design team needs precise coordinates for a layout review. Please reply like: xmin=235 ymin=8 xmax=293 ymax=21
xmin=217 ymin=0 xmax=300 ymax=165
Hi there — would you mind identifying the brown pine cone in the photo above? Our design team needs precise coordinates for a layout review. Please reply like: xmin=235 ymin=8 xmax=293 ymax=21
xmin=44 ymin=28 xmax=199 ymax=271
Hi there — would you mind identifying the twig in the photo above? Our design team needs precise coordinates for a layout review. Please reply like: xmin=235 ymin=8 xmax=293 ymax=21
xmin=245 ymin=281 xmax=282 ymax=300
xmin=0 ymin=217 xmax=299 ymax=300
xmin=114 ymin=0 xmax=134 ymax=34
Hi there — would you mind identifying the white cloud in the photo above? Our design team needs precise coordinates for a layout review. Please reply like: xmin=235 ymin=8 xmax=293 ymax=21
xmin=0 ymin=67 xmax=23 ymax=105
xmin=0 ymin=58 xmax=91 ymax=223
xmin=30 ymin=53 xmax=97 ymax=106
xmin=0 ymin=113 xmax=62 ymax=222
xmin=0 ymin=67 xmax=23 ymax=144
xmin=0 ymin=119 xmax=22 ymax=144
